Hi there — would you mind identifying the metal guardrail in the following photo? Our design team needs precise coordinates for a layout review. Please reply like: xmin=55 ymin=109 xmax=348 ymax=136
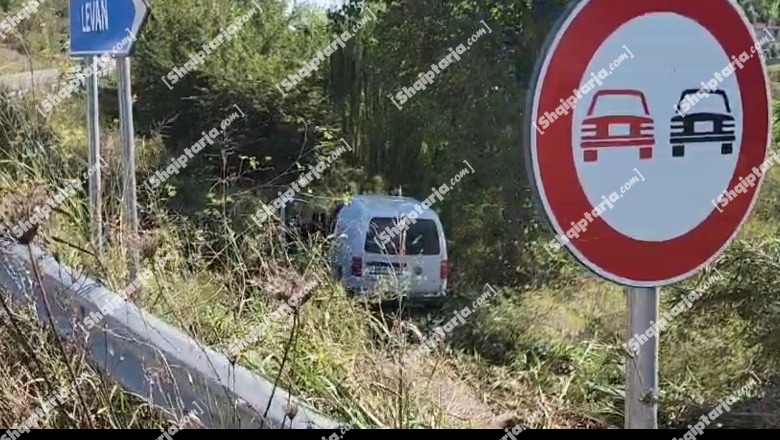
xmin=0 ymin=240 xmax=338 ymax=429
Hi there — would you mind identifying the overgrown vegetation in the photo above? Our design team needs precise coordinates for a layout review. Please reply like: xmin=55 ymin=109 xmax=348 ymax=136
xmin=1 ymin=0 xmax=780 ymax=429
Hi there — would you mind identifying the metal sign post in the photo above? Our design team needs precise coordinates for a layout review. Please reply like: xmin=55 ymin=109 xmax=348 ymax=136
xmin=625 ymin=286 xmax=659 ymax=428
xmin=69 ymin=0 xmax=149 ymax=282
xmin=117 ymin=56 xmax=140 ymax=281
xmin=85 ymin=55 xmax=102 ymax=254
xmin=524 ymin=0 xmax=770 ymax=429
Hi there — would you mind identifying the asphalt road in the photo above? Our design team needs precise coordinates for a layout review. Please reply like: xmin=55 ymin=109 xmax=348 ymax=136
xmin=0 ymin=63 xmax=115 ymax=96
xmin=0 ymin=68 xmax=58 ymax=95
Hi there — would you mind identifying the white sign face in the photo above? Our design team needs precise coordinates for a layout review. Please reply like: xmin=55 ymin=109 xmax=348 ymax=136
xmin=573 ymin=13 xmax=742 ymax=241
xmin=525 ymin=0 xmax=771 ymax=286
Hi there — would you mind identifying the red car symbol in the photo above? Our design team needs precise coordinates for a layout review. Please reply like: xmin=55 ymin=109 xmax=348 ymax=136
xmin=580 ymin=89 xmax=655 ymax=162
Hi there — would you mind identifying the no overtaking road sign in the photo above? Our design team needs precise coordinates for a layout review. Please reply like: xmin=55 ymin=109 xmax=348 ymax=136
xmin=525 ymin=0 xmax=771 ymax=286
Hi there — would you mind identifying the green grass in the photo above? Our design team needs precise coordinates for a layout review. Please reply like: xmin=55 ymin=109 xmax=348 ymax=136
xmin=767 ymin=63 xmax=780 ymax=99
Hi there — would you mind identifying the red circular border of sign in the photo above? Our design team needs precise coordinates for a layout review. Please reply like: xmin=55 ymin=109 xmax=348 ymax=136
xmin=533 ymin=0 xmax=769 ymax=283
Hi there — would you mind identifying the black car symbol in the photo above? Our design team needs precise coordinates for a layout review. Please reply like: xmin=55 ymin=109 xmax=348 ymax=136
xmin=669 ymin=89 xmax=735 ymax=157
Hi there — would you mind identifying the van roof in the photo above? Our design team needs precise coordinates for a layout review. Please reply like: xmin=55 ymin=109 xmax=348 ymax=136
xmin=346 ymin=194 xmax=439 ymax=220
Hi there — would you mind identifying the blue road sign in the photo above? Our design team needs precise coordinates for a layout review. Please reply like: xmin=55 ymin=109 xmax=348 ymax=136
xmin=69 ymin=0 xmax=149 ymax=56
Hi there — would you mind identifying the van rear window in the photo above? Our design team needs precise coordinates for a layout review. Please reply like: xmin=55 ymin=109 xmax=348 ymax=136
xmin=364 ymin=217 xmax=441 ymax=255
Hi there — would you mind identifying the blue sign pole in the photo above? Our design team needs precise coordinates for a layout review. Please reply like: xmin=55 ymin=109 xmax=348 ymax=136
xmin=84 ymin=55 xmax=102 ymax=254
xmin=69 ymin=0 xmax=148 ymax=281
xmin=117 ymin=56 xmax=141 ymax=282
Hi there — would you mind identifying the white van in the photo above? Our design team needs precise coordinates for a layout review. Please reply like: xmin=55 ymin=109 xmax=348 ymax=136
xmin=329 ymin=194 xmax=449 ymax=301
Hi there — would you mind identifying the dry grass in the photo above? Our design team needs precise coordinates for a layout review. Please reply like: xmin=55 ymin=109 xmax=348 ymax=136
xmin=0 ymin=289 xmax=168 ymax=428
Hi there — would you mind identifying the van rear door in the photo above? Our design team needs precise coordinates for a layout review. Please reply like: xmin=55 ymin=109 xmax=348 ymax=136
xmin=363 ymin=217 xmax=444 ymax=295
